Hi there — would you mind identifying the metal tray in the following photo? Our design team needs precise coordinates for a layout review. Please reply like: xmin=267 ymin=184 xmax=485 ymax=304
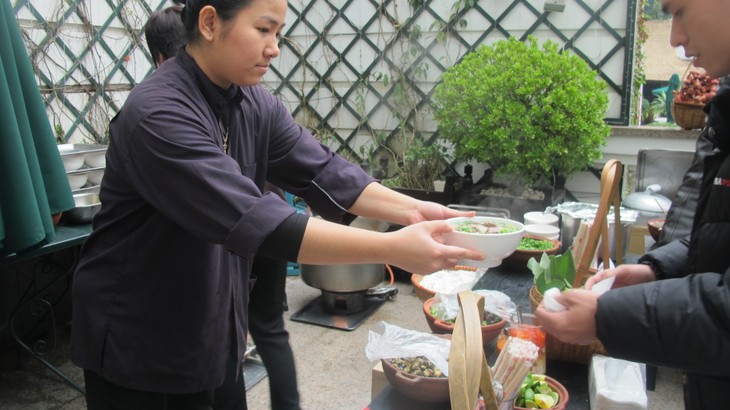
xmin=57 ymin=143 xmax=108 ymax=157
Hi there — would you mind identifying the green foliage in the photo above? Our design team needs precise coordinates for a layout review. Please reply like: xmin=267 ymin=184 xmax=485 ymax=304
xmin=527 ymin=250 xmax=576 ymax=294
xmin=432 ymin=37 xmax=610 ymax=187
xmin=649 ymin=92 xmax=667 ymax=117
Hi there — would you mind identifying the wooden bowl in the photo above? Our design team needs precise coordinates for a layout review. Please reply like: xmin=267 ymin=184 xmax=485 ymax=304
xmin=647 ymin=218 xmax=665 ymax=242
xmin=422 ymin=297 xmax=506 ymax=347
xmin=503 ymin=235 xmax=561 ymax=269
xmin=513 ymin=375 xmax=570 ymax=410
xmin=381 ymin=357 xmax=450 ymax=403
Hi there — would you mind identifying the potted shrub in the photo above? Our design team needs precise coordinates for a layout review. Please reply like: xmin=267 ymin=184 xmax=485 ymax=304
xmin=432 ymin=36 xmax=610 ymax=206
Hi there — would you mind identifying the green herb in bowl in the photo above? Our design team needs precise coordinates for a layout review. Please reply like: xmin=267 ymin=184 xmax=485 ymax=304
xmin=517 ymin=237 xmax=555 ymax=251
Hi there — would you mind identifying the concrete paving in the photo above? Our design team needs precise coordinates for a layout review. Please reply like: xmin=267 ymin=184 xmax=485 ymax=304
xmin=0 ymin=274 xmax=685 ymax=409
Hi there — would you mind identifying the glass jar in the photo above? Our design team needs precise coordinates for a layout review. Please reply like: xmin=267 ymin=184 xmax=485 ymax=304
xmin=496 ymin=313 xmax=546 ymax=374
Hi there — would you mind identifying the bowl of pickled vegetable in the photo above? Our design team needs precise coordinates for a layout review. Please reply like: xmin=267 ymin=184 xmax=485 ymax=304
xmin=444 ymin=216 xmax=525 ymax=268
xmin=503 ymin=235 xmax=561 ymax=269
xmin=381 ymin=356 xmax=450 ymax=403
xmin=513 ymin=373 xmax=569 ymax=410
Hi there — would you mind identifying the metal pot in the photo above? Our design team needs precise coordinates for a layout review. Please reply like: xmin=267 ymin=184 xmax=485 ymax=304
xmin=300 ymin=263 xmax=385 ymax=293
xmin=299 ymin=217 xmax=389 ymax=293
xmin=624 ymin=184 xmax=672 ymax=213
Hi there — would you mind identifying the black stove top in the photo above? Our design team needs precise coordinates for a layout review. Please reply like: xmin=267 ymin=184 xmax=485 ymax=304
xmin=290 ymin=294 xmax=386 ymax=331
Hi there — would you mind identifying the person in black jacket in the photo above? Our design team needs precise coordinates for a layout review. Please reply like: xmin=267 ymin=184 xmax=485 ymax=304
xmin=536 ymin=1 xmax=730 ymax=408
xmin=143 ymin=8 xmax=301 ymax=409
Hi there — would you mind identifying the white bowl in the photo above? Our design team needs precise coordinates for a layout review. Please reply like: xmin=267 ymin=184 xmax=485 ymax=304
xmin=444 ymin=216 xmax=525 ymax=268
xmin=84 ymin=152 xmax=106 ymax=168
xmin=61 ymin=154 xmax=85 ymax=171
xmin=524 ymin=224 xmax=560 ymax=240
xmin=67 ymin=173 xmax=88 ymax=190
xmin=87 ymin=168 xmax=105 ymax=185
xmin=523 ymin=211 xmax=559 ymax=227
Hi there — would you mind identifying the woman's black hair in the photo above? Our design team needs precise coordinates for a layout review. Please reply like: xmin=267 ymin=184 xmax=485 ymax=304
xmin=144 ymin=5 xmax=185 ymax=66
xmin=171 ymin=0 xmax=254 ymax=44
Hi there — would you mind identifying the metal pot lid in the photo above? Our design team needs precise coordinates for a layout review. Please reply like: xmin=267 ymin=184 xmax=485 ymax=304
xmin=623 ymin=184 xmax=672 ymax=213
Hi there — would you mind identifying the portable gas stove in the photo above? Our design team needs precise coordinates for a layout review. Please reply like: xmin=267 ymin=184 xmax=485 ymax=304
xmin=290 ymin=285 xmax=398 ymax=331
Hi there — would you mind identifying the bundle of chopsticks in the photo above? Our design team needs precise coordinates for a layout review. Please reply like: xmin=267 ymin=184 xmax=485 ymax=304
xmin=490 ymin=337 xmax=539 ymax=401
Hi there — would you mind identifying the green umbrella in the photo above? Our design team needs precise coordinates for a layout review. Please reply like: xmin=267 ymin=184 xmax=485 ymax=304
xmin=0 ymin=0 xmax=74 ymax=256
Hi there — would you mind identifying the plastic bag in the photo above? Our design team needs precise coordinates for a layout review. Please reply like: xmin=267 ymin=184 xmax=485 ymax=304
xmin=365 ymin=321 xmax=451 ymax=376
xmin=432 ymin=290 xmax=516 ymax=322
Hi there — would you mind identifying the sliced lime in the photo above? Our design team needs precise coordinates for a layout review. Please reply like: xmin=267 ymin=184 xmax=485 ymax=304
xmin=534 ymin=393 xmax=556 ymax=408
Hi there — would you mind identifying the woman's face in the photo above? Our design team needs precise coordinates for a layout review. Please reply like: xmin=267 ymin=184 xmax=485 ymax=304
xmin=195 ymin=0 xmax=287 ymax=87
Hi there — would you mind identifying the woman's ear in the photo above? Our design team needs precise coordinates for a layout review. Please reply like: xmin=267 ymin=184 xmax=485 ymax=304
xmin=197 ymin=5 xmax=218 ymax=42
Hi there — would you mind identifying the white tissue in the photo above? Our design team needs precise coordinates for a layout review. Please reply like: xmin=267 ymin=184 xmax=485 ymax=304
xmin=592 ymin=276 xmax=616 ymax=295
xmin=589 ymin=355 xmax=647 ymax=410
xmin=542 ymin=287 xmax=567 ymax=312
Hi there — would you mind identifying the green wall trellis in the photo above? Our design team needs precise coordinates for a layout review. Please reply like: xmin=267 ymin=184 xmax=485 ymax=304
xmin=13 ymin=0 xmax=167 ymax=144
xmin=268 ymin=0 xmax=638 ymax=168
xmin=14 ymin=0 xmax=638 ymax=169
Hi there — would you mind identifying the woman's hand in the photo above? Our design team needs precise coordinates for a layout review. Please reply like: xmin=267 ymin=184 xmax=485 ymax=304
xmin=535 ymin=289 xmax=599 ymax=345
xmin=585 ymin=263 xmax=657 ymax=290
xmin=383 ymin=220 xmax=484 ymax=275
xmin=407 ymin=201 xmax=475 ymax=225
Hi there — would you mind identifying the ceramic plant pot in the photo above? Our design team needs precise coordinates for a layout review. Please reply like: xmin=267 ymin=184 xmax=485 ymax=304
xmin=422 ymin=297 xmax=506 ymax=347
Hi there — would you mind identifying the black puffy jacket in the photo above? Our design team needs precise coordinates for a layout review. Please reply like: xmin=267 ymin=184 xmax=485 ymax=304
xmin=595 ymin=85 xmax=730 ymax=409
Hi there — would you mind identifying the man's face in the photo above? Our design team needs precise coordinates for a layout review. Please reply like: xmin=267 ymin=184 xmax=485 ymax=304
xmin=662 ymin=0 xmax=730 ymax=78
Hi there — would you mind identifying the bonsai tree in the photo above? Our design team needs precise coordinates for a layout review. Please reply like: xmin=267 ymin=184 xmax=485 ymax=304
xmin=432 ymin=36 xmax=610 ymax=190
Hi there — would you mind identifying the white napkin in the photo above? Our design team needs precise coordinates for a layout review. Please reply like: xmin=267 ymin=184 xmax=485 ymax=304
xmin=542 ymin=276 xmax=615 ymax=312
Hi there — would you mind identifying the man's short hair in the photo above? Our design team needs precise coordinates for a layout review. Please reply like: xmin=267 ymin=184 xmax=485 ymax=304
xmin=144 ymin=5 xmax=185 ymax=66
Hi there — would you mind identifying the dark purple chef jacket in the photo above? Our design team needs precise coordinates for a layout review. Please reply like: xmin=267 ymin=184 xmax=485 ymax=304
xmin=71 ymin=49 xmax=374 ymax=393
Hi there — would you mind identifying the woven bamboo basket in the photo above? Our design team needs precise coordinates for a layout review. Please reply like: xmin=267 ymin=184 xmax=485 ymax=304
xmin=529 ymin=285 xmax=607 ymax=364
xmin=672 ymin=99 xmax=706 ymax=130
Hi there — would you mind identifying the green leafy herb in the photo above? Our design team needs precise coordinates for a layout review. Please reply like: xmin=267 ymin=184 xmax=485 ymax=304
xmin=527 ymin=250 xmax=576 ymax=294
xmin=517 ymin=237 xmax=554 ymax=251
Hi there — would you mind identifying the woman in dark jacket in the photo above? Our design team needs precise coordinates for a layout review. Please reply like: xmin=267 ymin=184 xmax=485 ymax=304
xmin=536 ymin=0 xmax=730 ymax=408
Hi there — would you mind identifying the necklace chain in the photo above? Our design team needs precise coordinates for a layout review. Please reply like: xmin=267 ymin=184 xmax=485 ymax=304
xmin=218 ymin=118 xmax=229 ymax=154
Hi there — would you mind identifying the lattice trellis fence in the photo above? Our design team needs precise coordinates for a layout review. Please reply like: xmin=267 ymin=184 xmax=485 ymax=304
xmin=13 ymin=0 xmax=167 ymax=144
xmin=265 ymin=0 xmax=639 ymax=182
xmin=14 ymin=0 xmax=639 ymax=183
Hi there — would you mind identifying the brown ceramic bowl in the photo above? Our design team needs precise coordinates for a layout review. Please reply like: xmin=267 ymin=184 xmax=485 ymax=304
xmin=422 ymin=297 xmax=506 ymax=347
xmin=513 ymin=375 xmax=570 ymax=410
xmin=647 ymin=218 xmax=665 ymax=241
xmin=503 ymin=235 xmax=561 ymax=269
xmin=381 ymin=357 xmax=450 ymax=403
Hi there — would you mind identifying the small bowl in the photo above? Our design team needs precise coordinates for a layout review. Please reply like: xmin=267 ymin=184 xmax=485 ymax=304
xmin=523 ymin=212 xmax=559 ymax=227
xmin=381 ymin=357 xmax=450 ymax=403
xmin=422 ymin=297 xmax=506 ymax=347
xmin=524 ymin=224 xmax=560 ymax=240
xmin=66 ymin=173 xmax=88 ymax=190
xmin=513 ymin=375 xmax=570 ymax=410
xmin=503 ymin=235 xmax=561 ymax=268
xmin=444 ymin=216 xmax=525 ymax=268
xmin=647 ymin=218 xmax=665 ymax=241
xmin=84 ymin=152 xmax=106 ymax=168
xmin=86 ymin=168 xmax=105 ymax=185
xmin=64 ymin=193 xmax=101 ymax=224
xmin=61 ymin=154 xmax=85 ymax=172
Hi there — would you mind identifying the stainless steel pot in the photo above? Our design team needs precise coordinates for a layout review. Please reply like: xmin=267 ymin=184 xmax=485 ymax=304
xmin=300 ymin=217 xmax=388 ymax=293
xmin=300 ymin=263 xmax=385 ymax=293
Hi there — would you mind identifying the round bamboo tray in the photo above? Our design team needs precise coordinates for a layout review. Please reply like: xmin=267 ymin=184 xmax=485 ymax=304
xmin=672 ymin=99 xmax=706 ymax=130
xmin=529 ymin=285 xmax=607 ymax=364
